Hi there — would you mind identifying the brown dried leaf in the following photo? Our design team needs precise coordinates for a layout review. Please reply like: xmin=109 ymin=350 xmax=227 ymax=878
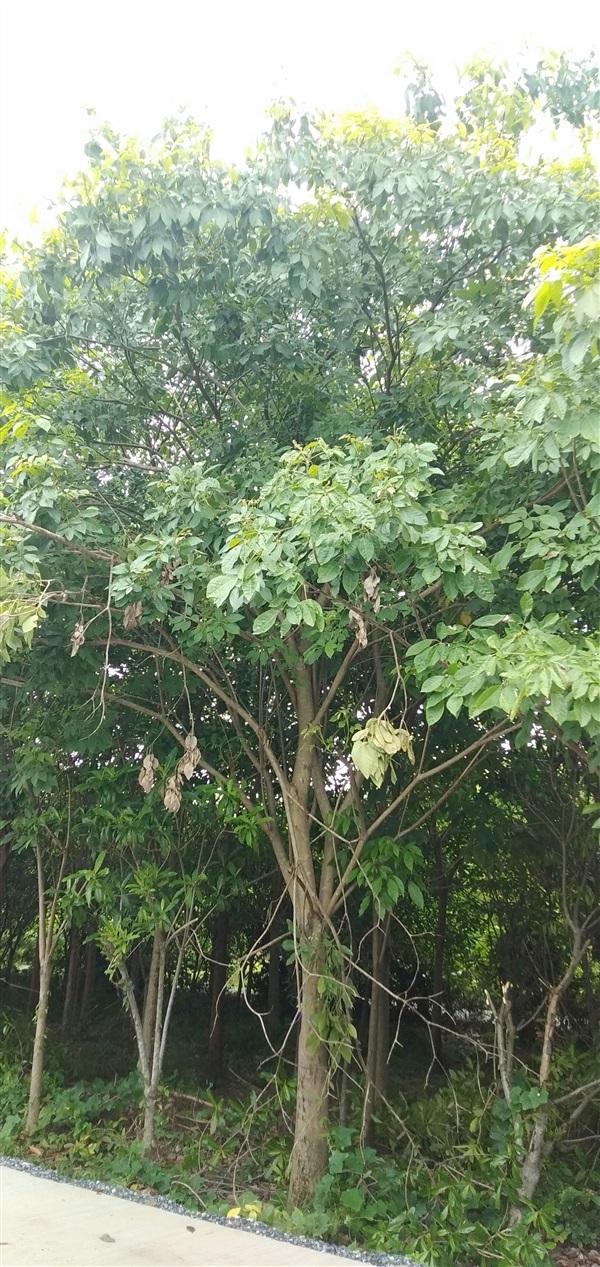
xmin=363 ymin=570 xmax=381 ymax=613
xmin=123 ymin=601 xmax=143 ymax=631
xmin=70 ymin=620 xmax=86 ymax=657
xmin=348 ymin=608 xmax=368 ymax=648
xmin=163 ymin=775 xmax=182 ymax=814
xmin=138 ymin=752 xmax=159 ymax=793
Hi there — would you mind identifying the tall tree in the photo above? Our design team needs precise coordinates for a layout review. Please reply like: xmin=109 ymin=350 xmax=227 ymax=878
xmin=1 ymin=59 xmax=598 ymax=1203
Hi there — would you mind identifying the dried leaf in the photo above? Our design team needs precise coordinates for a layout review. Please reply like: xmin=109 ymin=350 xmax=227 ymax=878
xmin=123 ymin=601 xmax=143 ymax=631
xmin=363 ymin=570 xmax=381 ymax=613
xmin=163 ymin=775 xmax=182 ymax=813
xmin=138 ymin=752 xmax=159 ymax=793
xmin=70 ymin=620 xmax=86 ymax=657
xmin=348 ymin=608 xmax=368 ymax=648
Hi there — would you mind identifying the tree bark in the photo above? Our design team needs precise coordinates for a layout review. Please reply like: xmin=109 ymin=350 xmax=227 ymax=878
xmin=27 ymin=945 xmax=40 ymax=1015
xmin=26 ymin=957 xmax=52 ymax=1133
xmin=361 ymin=914 xmax=391 ymax=1146
xmin=509 ymin=932 xmax=589 ymax=1224
xmin=0 ymin=839 xmax=10 ymax=913
xmin=431 ymin=841 xmax=451 ymax=1068
xmin=207 ymin=912 xmax=229 ymax=1082
xmin=61 ymin=925 xmax=82 ymax=1040
xmin=288 ymin=933 xmax=329 ymax=1209
xmin=267 ymin=870 xmax=284 ymax=1032
xmin=142 ymin=929 xmax=163 ymax=1072
xmin=79 ymin=932 xmax=97 ymax=1023
xmin=26 ymin=839 xmax=68 ymax=1133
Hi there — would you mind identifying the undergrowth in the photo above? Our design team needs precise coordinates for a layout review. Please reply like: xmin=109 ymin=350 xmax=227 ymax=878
xmin=1 ymin=1013 xmax=598 ymax=1267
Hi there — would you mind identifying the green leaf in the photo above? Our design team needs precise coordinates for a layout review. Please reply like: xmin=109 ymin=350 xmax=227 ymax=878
xmin=340 ymin=1187 xmax=364 ymax=1212
xmin=408 ymin=880 xmax=424 ymax=909
xmin=471 ymin=614 xmax=508 ymax=627
xmin=206 ymin=574 xmax=237 ymax=607
xmin=252 ymin=608 xmax=279 ymax=634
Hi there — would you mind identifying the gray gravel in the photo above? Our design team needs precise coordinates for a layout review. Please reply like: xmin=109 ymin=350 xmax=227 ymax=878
xmin=0 ymin=1155 xmax=423 ymax=1266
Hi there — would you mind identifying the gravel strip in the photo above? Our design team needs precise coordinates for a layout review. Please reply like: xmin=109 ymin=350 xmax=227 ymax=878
xmin=0 ymin=1155 xmax=423 ymax=1266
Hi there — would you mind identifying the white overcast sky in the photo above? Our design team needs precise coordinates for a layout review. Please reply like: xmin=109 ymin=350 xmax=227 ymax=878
xmin=1 ymin=0 xmax=598 ymax=233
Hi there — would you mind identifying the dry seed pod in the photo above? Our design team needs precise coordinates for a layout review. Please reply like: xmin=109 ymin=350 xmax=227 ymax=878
xmin=348 ymin=608 xmax=368 ymax=648
xmin=363 ymin=571 xmax=381 ymax=613
xmin=178 ymin=745 xmax=200 ymax=780
xmin=163 ymin=775 xmax=182 ymax=813
xmin=138 ymin=752 xmax=159 ymax=793
xmin=123 ymin=601 xmax=143 ymax=631
xmin=70 ymin=620 xmax=86 ymax=657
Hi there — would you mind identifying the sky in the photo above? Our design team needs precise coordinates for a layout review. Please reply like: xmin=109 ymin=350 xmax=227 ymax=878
xmin=1 ymin=0 xmax=598 ymax=233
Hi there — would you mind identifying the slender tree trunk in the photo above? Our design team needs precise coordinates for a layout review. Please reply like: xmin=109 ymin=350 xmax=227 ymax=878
xmin=509 ymin=933 xmax=588 ymax=1224
xmin=361 ymin=914 xmax=391 ymax=1146
xmin=431 ymin=848 xmax=450 ymax=1068
xmin=26 ymin=840 xmax=68 ymax=1133
xmin=61 ymin=925 xmax=82 ymax=1040
xmin=375 ymin=939 xmax=391 ymax=1095
xmin=79 ymin=932 xmax=97 ymax=1023
xmin=0 ymin=840 xmax=10 ymax=913
xmin=207 ymin=912 xmax=229 ymax=1082
xmin=288 ymin=931 xmax=329 ymax=1209
xmin=27 ymin=945 xmax=40 ymax=1015
xmin=267 ymin=870 xmax=283 ymax=1032
xmin=142 ymin=1092 xmax=157 ymax=1152
xmin=142 ymin=929 xmax=163 ymax=1072
xmin=26 ymin=957 xmax=52 ymax=1133
xmin=582 ymin=946 xmax=600 ymax=1051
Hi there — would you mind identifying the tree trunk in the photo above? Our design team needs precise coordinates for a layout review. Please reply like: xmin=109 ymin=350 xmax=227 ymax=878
xmin=0 ymin=839 xmax=10 ymax=913
xmin=207 ymin=912 xmax=229 ymax=1082
xmin=582 ymin=946 xmax=600 ymax=1051
xmin=288 ymin=933 xmax=329 ymax=1209
xmin=61 ymin=925 xmax=82 ymax=1040
xmin=142 ymin=1091 xmax=157 ymax=1152
xmin=431 ymin=851 xmax=450 ymax=1068
xmin=509 ymin=934 xmax=588 ymax=1225
xmin=361 ymin=915 xmax=391 ymax=1146
xmin=142 ymin=929 xmax=163 ymax=1072
xmin=79 ymin=932 xmax=97 ymax=1023
xmin=27 ymin=946 xmax=40 ymax=1015
xmin=267 ymin=869 xmax=283 ymax=1032
xmin=26 ymin=958 xmax=52 ymax=1133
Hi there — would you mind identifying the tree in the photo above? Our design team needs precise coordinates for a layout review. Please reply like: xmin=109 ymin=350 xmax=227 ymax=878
xmin=1 ymin=59 xmax=598 ymax=1204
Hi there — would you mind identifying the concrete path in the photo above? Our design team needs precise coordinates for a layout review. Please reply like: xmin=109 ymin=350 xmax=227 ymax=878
xmin=0 ymin=1165 xmax=379 ymax=1267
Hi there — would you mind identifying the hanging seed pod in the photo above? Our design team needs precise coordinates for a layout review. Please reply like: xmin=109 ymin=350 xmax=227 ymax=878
xmin=70 ymin=620 xmax=86 ymax=657
xmin=178 ymin=732 xmax=201 ymax=780
xmin=348 ymin=608 xmax=368 ymax=648
xmin=138 ymin=752 xmax=159 ymax=793
xmin=363 ymin=570 xmax=381 ymax=613
xmin=123 ymin=601 xmax=143 ymax=630
xmin=163 ymin=775 xmax=182 ymax=813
